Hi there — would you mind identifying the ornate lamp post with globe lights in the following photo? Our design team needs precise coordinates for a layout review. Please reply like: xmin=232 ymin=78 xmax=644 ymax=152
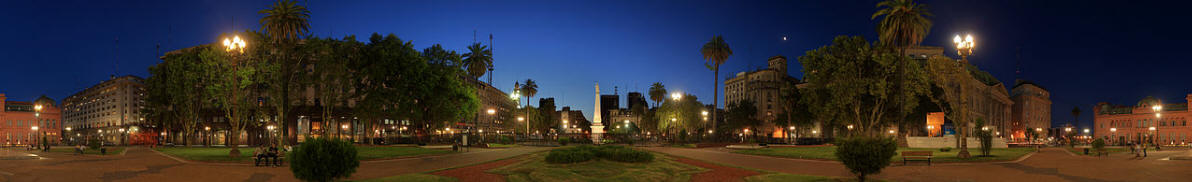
xmin=953 ymin=33 xmax=975 ymax=158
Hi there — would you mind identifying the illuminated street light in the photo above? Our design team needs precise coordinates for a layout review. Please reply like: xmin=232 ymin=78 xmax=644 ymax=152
xmin=671 ymin=92 xmax=682 ymax=101
xmin=702 ymin=110 xmax=709 ymax=116
xmin=1036 ymin=128 xmax=1042 ymax=132
xmin=487 ymin=108 xmax=496 ymax=115
xmin=518 ymin=117 xmax=525 ymax=121
xmin=223 ymin=35 xmax=247 ymax=53
xmin=1082 ymin=129 xmax=1089 ymax=134
xmin=846 ymin=125 xmax=854 ymax=130
xmin=1149 ymin=127 xmax=1156 ymax=131
xmin=1110 ymin=128 xmax=1117 ymax=132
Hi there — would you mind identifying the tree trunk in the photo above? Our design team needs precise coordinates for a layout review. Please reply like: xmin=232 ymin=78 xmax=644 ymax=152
xmin=711 ymin=67 xmax=719 ymax=141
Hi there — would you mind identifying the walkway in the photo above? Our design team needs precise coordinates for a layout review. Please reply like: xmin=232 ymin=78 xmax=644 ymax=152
xmin=646 ymin=147 xmax=1192 ymax=182
xmin=0 ymin=146 xmax=549 ymax=182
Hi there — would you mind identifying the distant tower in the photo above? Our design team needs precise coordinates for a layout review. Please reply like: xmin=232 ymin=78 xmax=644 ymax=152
xmin=768 ymin=55 xmax=787 ymax=74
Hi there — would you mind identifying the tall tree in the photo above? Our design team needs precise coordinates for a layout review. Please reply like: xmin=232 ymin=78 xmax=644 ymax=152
xmin=872 ymin=0 xmax=933 ymax=54
xmin=258 ymin=0 xmax=311 ymax=145
xmin=200 ymin=32 xmax=265 ymax=157
xmin=724 ymin=100 xmax=761 ymax=141
xmin=656 ymin=94 xmax=703 ymax=140
xmin=799 ymin=36 xmax=929 ymax=137
xmin=463 ymin=43 xmax=493 ymax=80
xmin=648 ymin=82 xmax=667 ymax=108
xmin=925 ymin=56 xmax=976 ymax=158
xmin=701 ymin=35 xmax=732 ymax=134
xmin=1071 ymin=106 xmax=1080 ymax=127
xmin=521 ymin=79 xmax=539 ymax=132
xmin=258 ymin=0 xmax=310 ymax=43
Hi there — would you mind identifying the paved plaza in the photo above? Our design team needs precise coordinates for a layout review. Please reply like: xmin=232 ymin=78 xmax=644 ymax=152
xmin=0 ymin=146 xmax=548 ymax=182
xmin=1 ymin=146 xmax=1190 ymax=182
xmin=647 ymin=147 xmax=1192 ymax=182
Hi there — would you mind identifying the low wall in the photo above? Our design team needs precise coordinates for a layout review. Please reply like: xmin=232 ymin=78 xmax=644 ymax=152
xmin=906 ymin=136 xmax=1007 ymax=149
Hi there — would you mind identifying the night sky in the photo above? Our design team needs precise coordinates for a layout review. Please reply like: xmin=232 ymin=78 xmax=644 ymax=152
xmin=2 ymin=0 xmax=1191 ymax=130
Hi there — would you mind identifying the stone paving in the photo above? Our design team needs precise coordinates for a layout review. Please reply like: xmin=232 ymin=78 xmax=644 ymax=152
xmin=3 ymin=146 xmax=1189 ymax=182
xmin=0 ymin=146 xmax=549 ymax=182
xmin=646 ymin=147 xmax=1192 ymax=182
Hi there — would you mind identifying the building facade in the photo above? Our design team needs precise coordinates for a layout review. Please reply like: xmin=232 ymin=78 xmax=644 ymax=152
xmin=912 ymin=47 xmax=1013 ymax=138
xmin=1 ymin=94 xmax=63 ymax=146
xmin=724 ymin=55 xmax=799 ymax=137
xmin=1010 ymin=80 xmax=1051 ymax=141
xmin=599 ymin=95 xmax=619 ymax=126
xmin=626 ymin=92 xmax=647 ymax=110
xmin=61 ymin=75 xmax=145 ymax=143
xmin=1093 ymin=95 xmax=1192 ymax=145
xmin=473 ymin=80 xmax=518 ymax=134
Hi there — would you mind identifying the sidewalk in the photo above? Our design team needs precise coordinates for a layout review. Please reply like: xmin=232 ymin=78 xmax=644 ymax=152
xmin=645 ymin=147 xmax=1192 ymax=182
xmin=0 ymin=146 xmax=550 ymax=182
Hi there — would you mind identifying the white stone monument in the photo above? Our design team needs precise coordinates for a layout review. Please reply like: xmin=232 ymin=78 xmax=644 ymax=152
xmin=591 ymin=82 xmax=606 ymax=145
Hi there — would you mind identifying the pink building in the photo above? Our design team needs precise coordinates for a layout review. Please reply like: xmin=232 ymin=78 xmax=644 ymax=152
xmin=1093 ymin=94 xmax=1192 ymax=145
xmin=0 ymin=94 xmax=63 ymax=146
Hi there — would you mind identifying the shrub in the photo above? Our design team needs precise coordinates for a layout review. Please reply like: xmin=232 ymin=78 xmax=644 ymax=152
xmin=545 ymin=147 xmax=594 ymax=164
xmin=558 ymin=137 xmax=570 ymax=146
xmin=290 ymin=137 xmax=359 ymax=182
xmin=939 ymin=147 xmax=952 ymax=152
xmin=545 ymin=145 xmax=653 ymax=164
xmin=835 ymin=137 xmax=897 ymax=182
xmin=500 ymin=136 xmax=514 ymax=144
xmin=88 ymin=137 xmax=103 ymax=150
xmin=1092 ymin=138 xmax=1106 ymax=150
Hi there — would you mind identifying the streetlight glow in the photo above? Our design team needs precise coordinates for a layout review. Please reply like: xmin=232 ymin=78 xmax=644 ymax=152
xmin=671 ymin=92 xmax=682 ymax=101
xmin=487 ymin=108 xmax=496 ymax=115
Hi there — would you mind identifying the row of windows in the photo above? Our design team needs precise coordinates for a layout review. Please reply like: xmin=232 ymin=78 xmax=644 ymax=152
xmin=3 ymin=119 xmax=58 ymax=128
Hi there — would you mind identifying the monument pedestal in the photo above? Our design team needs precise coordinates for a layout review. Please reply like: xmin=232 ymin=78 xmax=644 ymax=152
xmin=591 ymin=125 xmax=604 ymax=145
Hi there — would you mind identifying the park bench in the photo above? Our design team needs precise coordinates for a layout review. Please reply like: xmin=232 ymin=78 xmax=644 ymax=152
xmin=901 ymin=151 xmax=933 ymax=166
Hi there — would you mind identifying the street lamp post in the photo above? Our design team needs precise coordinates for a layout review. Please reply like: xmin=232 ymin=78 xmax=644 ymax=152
xmin=1151 ymin=104 xmax=1162 ymax=147
xmin=953 ymin=34 xmax=975 ymax=158
xmin=204 ymin=126 xmax=211 ymax=147
xmin=33 ymin=104 xmax=43 ymax=149
xmin=31 ymin=126 xmax=39 ymax=150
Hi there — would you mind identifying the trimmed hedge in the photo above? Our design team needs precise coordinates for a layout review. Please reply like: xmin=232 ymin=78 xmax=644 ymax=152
xmin=546 ymin=145 xmax=653 ymax=164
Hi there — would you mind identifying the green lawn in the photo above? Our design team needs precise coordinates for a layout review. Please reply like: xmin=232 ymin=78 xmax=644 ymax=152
xmin=155 ymin=146 xmax=453 ymax=163
xmin=355 ymin=173 xmax=457 ymax=182
xmin=734 ymin=146 xmax=1036 ymax=163
xmin=43 ymin=147 xmax=125 ymax=155
xmin=487 ymin=143 xmax=518 ymax=148
xmin=490 ymin=151 xmax=707 ymax=182
xmin=356 ymin=146 xmax=454 ymax=160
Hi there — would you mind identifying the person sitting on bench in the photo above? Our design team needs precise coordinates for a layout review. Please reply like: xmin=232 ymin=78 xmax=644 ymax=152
xmin=253 ymin=147 xmax=268 ymax=166
xmin=267 ymin=145 xmax=280 ymax=166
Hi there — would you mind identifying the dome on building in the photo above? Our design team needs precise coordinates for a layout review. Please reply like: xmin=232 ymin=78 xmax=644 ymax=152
xmin=1136 ymin=96 xmax=1160 ymax=107
xmin=34 ymin=95 xmax=56 ymax=107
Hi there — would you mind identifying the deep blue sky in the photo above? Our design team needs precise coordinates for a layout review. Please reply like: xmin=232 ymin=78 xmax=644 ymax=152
xmin=2 ymin=0 xmax=1191 ymax=130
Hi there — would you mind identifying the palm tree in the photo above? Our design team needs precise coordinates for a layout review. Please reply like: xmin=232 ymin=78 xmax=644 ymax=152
xmin=463 ymin=43 xmax=493 ymax=80
xmin=648 ymin=82 xmax=667 ymax=108
xmin=1071 ymin=106 xmax=1081 ymax=127
xmin=521 ymin=80 xmax=539 ymax=133
xmin=258 ymin=0 xmax=310 ymax=146
xmin=701 ymin=35 xmax=732 ymax=134
xmin=872 ymin=0 xmax=933 ymax=54
xmin=258 ymin=0 xmax=311 ymax=43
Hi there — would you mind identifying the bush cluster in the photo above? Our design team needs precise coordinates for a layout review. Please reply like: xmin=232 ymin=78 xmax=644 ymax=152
xmin=835 ymin=137 xmax=897 ymax=182
xmin=545 ymin=145 xmax=654 ymax=164
xmin=290 ymin=137 xmax=359 ymax=182
xmin=500 ymin=136 xmax=514 ymax=144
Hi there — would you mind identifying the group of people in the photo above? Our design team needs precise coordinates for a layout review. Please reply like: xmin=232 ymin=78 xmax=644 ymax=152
xmin=1130 ymin=142 xmax=1161 ymax=157
xmin=253 ymin=145 xmax=283 ymax=166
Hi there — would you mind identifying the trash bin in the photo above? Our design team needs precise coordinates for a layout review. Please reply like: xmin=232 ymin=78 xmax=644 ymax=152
xmin=1083 ymin=148 xmax=1089 ymax=155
